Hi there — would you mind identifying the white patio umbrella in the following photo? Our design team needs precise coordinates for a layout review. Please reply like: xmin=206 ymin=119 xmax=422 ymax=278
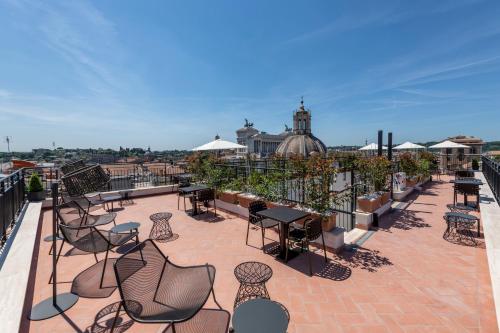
xmin=192 ymin=138 xmax=246 ymax=151
xmin=393 ymin=141 xmax=426 ymax=150
xmin=358 ymin=143 xmax=387 ymax=151
xmin=428 ymin=140 xmax=469 ymax=149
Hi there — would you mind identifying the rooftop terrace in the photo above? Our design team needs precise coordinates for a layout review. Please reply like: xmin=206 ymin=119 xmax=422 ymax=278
xmin=13 ymin=175 xmax=497 ymax=332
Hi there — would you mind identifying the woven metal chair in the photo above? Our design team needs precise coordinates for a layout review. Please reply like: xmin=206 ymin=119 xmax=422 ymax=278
xmin=455 ymin=170 xmax=474 ymax=179
xmin=60 ymin=160 xmax=87 ymax=175
xmin=444 ymin=212 xmax=479 ymax=245
xmin=246 ymin=201 xmax=281 ymax=253
xmin=286 ymin=217 xmax=327 ymax=276
xmin=61 ymin=164 xmax=110 ymax=197
xmin=57 ymin=201 xmax=116 ymax=228
xmin=111 ymin=239 xmax=226 ymax=333
xmin=195 ymin=188 xmax=217 ymax=217
xmin=56 ymin=219 xmax=139 ymax=288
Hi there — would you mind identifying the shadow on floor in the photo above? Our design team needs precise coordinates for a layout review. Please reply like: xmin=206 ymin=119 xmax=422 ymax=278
xmin=85 ymin=301 xmax=134 ymax=333
xmin=378 ymin=209 xmax=431 ymax=231
xmin=282 ymin=249 xmax=352 ymax=280
xmin=71 ymin=258 xmax=118 ymax=298
xmin=443 ymin=230 xmax=486 ymax=249
xmin=337 ymin=245 xmax=393 ymax=273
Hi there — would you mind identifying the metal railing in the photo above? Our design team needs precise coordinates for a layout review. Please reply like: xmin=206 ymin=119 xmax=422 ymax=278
xmin=0 ymin=169 xmax=26 ymax=245
xmin=482 ymin=156 xmax=500 ymax=204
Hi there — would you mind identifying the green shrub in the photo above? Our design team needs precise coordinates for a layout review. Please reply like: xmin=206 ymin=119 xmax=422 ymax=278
xmin=472 ymin=159 xmax=479 ymax=170
xmin=28 ymin=172 xmax=43 ymax=193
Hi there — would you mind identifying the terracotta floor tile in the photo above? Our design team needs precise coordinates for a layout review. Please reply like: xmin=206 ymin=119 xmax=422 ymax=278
xmin=21 ymin=177 xmax=498 ymax=332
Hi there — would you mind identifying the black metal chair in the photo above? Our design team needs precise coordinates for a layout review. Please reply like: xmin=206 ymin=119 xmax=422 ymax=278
xmin=247 ymin=201 xmax=281 ymax=253
xmin=195 ymin=188 xmax=217 ymax=217
xmin=111 ymin=239 xmax=228 ymax=333
xmin=455 ymin=170 xmax=474 ymax=179
xmin=57 ymin=200 xmax=117 ymax=228
xmin=454 ymin=183 xmax=480 ymax=209
xmin=286 ymin=217 xmax=328 ymax=276
xmin=55 ymin=210 xmax=139 ymax=288
xmin=177 ymin=183 xmax=193 ymax=211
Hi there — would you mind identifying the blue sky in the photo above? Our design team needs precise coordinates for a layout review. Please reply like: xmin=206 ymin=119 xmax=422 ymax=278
xmin=1 ymin=0 xmax=500 ymax=151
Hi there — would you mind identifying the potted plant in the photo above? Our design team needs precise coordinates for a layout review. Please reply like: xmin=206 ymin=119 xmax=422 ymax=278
xmin=219 ymin=177 xmax=244 ymax=204
xmin=301 ymin=154 xmax=338 ymax=231
xmin=399 ymin=153 xmax=418 ymax=187
xmin=236 ymin=171 xmax=263 ymax=208
xmin=27 ymin=172 xmax=45 ymax=201
xmin=356 ymin=156 xmax=391 ymax=211
xmin=472 ymin=159 xmax=479 ymax=171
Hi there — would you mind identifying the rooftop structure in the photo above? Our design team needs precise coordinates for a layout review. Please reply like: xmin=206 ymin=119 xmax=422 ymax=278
xmin=236 ymin=119 xmax=291 ymax=158
xmin=276 ymin=99 xmax=327 ymax=157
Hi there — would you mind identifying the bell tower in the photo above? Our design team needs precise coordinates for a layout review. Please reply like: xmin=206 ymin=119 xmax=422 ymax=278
xmin=293 ymin=97 xmax=311 ymax=135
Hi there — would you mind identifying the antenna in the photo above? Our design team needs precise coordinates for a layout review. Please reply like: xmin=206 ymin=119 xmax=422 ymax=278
xmin=5 ymin=136 xmax=11 ymax=153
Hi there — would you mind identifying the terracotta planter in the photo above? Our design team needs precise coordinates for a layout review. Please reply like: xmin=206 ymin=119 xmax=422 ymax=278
xmin=379 ymin=191 xmax=390 ymax=205
xmin=237 ymin=193 xmax=260 ymax=208
xmin=266 ymin=201 xmax=294 ymax=209
xmin=357 ymin=195 xmax=381 ymax=213
xmin=406 ymin=178 xmax=417 ymax=187
xmin=322 ymin=213 xmax=337 ymax=232
xmin=219 ymin=190 xmax=241 ymax=204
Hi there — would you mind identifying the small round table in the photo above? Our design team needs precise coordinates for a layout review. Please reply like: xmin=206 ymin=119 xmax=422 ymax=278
xmin=232 ymin=299 xmax=288 ymax=333
xmin=149 ymin=212 xmax=174 ymax=242
xmin=233 ymin=261 xmax=272 ymax=309
xmin=111 ymin=222 xmax=140 ymax=234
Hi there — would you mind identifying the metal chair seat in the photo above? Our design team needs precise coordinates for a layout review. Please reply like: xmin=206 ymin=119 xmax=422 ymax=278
xmin=259 ymin=218 xmax=280 ymax=229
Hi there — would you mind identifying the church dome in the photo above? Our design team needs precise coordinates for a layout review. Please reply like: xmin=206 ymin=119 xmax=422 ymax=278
xmin=275 ymin=134 xmax=326 ymax=157
xmin=275 ymin=99 xmax=326 ymax=157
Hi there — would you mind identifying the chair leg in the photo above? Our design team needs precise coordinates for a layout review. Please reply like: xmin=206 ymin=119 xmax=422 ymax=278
xmin=177 ymin=194 xmax=180 ymax=210
xmin=245 ymin=221 xmax=250 ymax=245
xmin=261 ymin=227 xmax=266 ymax=252
xmin=307 ymin=242 xmax=313 ymax=276
xmin=99 ymin=249 xmax=110 ymax=289
xmin=110 ymin=301 xmax=123 ymax=333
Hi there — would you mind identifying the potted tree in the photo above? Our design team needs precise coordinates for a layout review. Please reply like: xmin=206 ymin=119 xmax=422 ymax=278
xmin=399 ymin=153 xmax=418 ymax=187
xmin=27 ymin=172 xmax=45 ymax=202
xmin=236 ymin=171 xmax=262 ymax=208
xmin=356 ymin=156 xmax=391 ymax=212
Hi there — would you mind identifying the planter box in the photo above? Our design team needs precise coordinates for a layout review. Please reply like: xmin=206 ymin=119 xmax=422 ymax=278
xmin=379 ymin=191 xmax=390 ymax=205
xmin=322 ymin=213 xmax=337 ymax=232
xmin=357 ymin=195 xmax=381 ymax=213
xmin=236 ymin=193 xmax=260 ymax=208
xmin=28 ymin=191 xmax=45 ymax=202
xmin=406 ymin=178 xmax=417 ymax=188
xmin=266 ymin=201 xmax=294 ymax=209
xmin=219 ymin=190 xmax=241 ymax=204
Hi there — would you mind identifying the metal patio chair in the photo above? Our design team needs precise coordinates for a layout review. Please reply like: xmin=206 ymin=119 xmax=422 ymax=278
xmin=195 ymin=188 xmax=217 ymax=217
xmin=286 ymin=217 xmax=328 ymax=276
xmin=55 ymin=220 xmax=139 ymax=288
xmin=111 ymin=239 xmax=228 ymax=333
xmin=247 ymin=200 xmax=281 ymax=253
xmin=177 ymin=183 xmax=193 ymax=211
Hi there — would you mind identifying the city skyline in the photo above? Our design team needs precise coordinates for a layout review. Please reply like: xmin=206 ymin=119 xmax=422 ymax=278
xmin=1 ymin=0 xmax=500 ymax=151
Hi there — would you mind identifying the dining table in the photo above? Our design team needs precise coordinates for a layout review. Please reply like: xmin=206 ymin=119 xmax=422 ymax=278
xmin=256 ymin=206 xmax=310 ymax=260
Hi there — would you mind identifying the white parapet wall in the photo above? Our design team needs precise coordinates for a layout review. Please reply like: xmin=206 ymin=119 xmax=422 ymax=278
xmin=477 ymin=172 xmax=500 ymax=323
xmin=0 ymin=202 xmax=42 ymax=333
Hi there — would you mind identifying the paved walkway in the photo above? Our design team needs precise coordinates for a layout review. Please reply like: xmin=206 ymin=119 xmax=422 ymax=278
xmin=22 ymin=177 xmax=497 ymax=332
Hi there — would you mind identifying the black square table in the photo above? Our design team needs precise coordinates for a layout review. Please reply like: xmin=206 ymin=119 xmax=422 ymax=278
xmin=178 ymin=184 xmax=209 ymax=215
xmin=257 ymin=207 xmax=310 ymax=260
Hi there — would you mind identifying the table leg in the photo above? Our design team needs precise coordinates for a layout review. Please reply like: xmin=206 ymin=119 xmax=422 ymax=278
xmin=192 ymin=196 xmax=198 ymax=215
